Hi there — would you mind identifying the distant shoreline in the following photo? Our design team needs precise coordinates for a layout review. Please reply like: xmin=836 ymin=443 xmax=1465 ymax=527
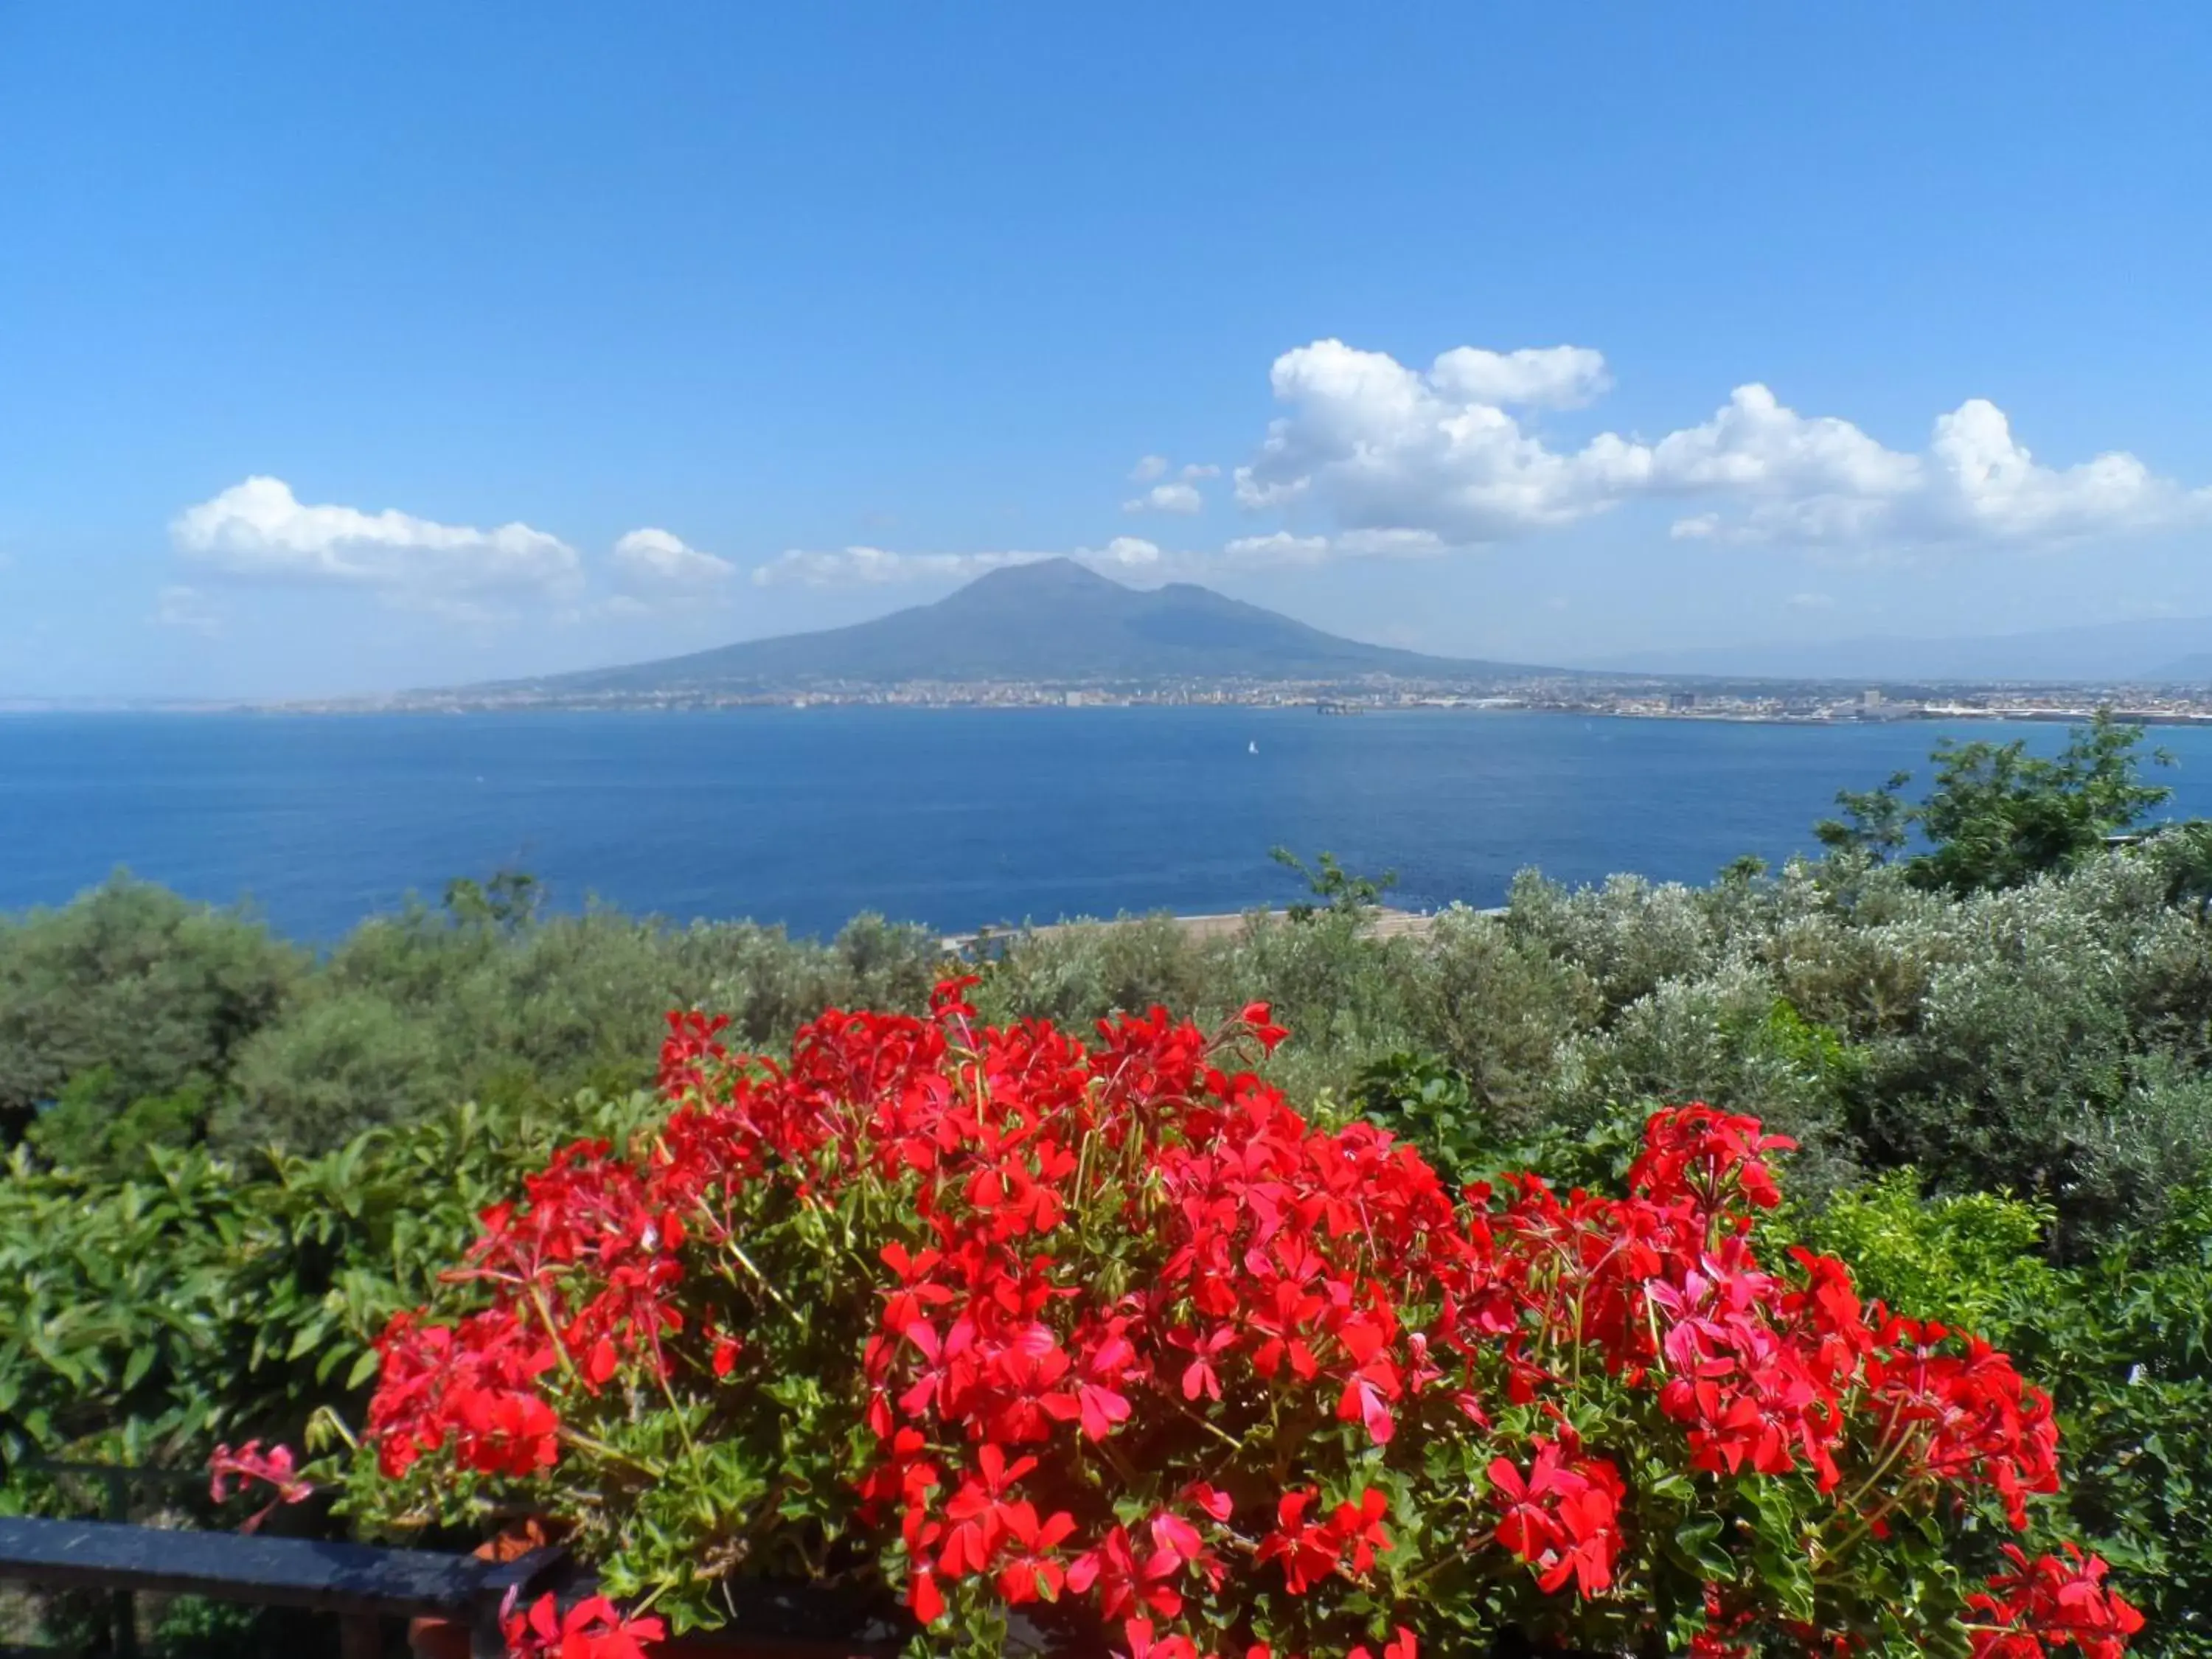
xmin=10 ymin=697 xmax=2212 ymax=727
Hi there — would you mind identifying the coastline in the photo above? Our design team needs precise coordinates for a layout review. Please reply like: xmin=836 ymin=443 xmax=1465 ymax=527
xmin=13 ymin=695 xmax=2212 ymax=727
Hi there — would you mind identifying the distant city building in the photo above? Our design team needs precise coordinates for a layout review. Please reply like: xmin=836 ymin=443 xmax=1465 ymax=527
xmin=1666 ymin=691 xmax=1697 ymax=711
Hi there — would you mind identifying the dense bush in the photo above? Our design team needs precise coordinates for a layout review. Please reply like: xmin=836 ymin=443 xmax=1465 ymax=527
xmin=18 ymin=810 xmax=2212 ymax=1259
xmin=0 ymin=1092 xmax=661 ymax=1479
xmin=0 ymin=873 xmax=945 ymax=1169
xmin=0 ymin=878 xmax=303 ymax=1155
xmin=1778 ymin=1174 xmax=2212 ymax=1658
xmin=2012 ymin=1192 xmax=2212 ymax=1658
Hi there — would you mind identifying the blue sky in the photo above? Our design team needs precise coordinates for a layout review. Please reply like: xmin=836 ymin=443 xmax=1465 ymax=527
xmin=2 ymin=2 xmax=2209 ymax=698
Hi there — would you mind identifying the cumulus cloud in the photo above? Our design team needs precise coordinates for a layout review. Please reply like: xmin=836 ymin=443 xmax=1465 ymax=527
xmin=171 ymin=476 xmax=582 ymax=608
xmin=754 ymin=537 xmax=1177 ymax=589
xmin=1234 ymin=340 xmax=1650 ymax=540
xmin=1123 ymin=460 xmax=1219 ymax=515
xmin=750 ymin=523 xmax=1474 ymax=591
xmin=611 ymin=527 xmax=736 ymax=596
xmin=1429 ymin=345 xmax=1611 ymax=410
xmin=752 ymin=546 xmax=1051 ymax=588
xmin=1090 ymin=536 xmax=1168 ymax=572
xmin=1124 ymin=481 xmax=1205 ymax=515
xmin=1234 ymin=340 xmax=2212 ymax=557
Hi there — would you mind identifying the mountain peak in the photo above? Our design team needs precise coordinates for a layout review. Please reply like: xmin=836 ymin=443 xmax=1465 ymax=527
xmin=950 ymin=557 xmax=1121 ymax=597
xmin=512 ymin=563 xmax=1553 ymax=693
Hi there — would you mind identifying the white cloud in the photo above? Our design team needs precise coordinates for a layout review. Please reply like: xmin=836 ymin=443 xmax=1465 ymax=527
xmin=1234 ymin=340 xmax=2212 ymax=558
xmin=153 ymin=585 xmax=223 ymax=636
xmin=1787 ymin=591 xmax=1836 ymax=609
xmin=611 ymin=527 xmax=736 ymax=596
xmin=1924 ymin=399 xmax=2196 ymax=540
xmin=752 ymin=546 xmax=1052 ymax=588
xmin=1123 ymin=481 xmax=1205 ymax=515
xmin=754 ymin=536 xmax=1177 ymax=590
xmin=1234 ymin=339 xmax=1650 ymax=540
xmin=1651 ymin=391 xmax=2210 ymax=549
xmin=753 ymin=524 xmax=1481 ymax=591
xmin=1089 ymin=536 xmax=1166 ymax=572
xmin=171 ymin=476 xmax=581 ymax=608
xmin=1429 ymin=345 xmax=1612 ymax=410
xmin=1122 ymin=460 xmax=1218 ymax=513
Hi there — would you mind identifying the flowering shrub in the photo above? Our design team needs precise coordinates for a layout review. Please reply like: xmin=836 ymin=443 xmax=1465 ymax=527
xmin=349 ymin=983 xmax=2138 ymax=1658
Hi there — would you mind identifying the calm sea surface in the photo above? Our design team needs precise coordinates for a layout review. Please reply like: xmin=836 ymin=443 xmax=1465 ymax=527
xmin=7 ymin=709 xmax=2212 ymax=942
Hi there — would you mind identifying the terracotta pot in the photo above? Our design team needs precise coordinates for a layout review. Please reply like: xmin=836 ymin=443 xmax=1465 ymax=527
xmin=408 ymin=1518 xmax=568 ymax=1659
xmin=407 ymin=1623 xmax=472 ymax=1659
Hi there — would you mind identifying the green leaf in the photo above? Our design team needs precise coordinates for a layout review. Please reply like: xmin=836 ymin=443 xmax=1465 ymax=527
xmin=120 ymin=1344 xmax=157 ymax=1391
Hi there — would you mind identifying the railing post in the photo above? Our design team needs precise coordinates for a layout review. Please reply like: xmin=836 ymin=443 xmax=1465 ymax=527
xmin=470 ymin=1598 xmax=507 ymax=1659
xmin=102 ymin=1467 xmax=137 ymax=1659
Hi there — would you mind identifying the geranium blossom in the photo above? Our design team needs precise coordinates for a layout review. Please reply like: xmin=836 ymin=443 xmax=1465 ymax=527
xmin=207 ymin=1440 xmax=313 ymax=1534
xmin=355 ymin=985 xmax=2126 ymax=1659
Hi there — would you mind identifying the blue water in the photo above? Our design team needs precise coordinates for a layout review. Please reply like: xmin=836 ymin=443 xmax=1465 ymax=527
xmin=4 ymin=709 xmax=2210 ymax=942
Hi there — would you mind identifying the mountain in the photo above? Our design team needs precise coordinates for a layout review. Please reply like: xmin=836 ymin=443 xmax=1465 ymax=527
xmin=1590 ymin=616 xmax=2212 ymax=684
xmin=510 ymin=560 xmax=1552 ymax=692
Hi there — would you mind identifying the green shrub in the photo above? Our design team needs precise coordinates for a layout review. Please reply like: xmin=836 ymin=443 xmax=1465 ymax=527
xmin=1784 ymin=1169 xmax=2059 ymax=1340
xmin=0 ymin=874 xmax=303 ymax=1153
xmin=2014 ymin=1189 xmax=2212 ymax=1656
xmin=0 ymin=1092 xmax=659 ymax=1478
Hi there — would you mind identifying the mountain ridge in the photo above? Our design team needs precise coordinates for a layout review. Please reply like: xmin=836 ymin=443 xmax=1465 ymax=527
xmin=497 ymin=560 xmax=1558 ymax=692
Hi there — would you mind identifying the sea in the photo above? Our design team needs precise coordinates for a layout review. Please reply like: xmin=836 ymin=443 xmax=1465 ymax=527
xmin=7 ymin=707 xmax=2212 ymax=945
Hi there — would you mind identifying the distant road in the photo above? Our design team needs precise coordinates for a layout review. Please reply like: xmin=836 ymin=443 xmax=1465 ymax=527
xmin=939 ymin=905 xmax=1468 ymax=953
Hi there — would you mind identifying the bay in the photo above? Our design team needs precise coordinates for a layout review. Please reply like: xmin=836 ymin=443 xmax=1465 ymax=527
xmin=4 ymin=708 xmax=2209 ymax=943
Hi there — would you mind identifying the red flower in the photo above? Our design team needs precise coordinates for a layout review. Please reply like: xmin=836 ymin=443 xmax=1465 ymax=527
xmin=941 ymin=1442 xmax=1041 ymax=1578
xmin=207 ymin=1441 xmax=313 ymax=1534
xmin=501 ymin=1593 xmax=665 ymax=1659
xmin=1966 ymin=1545 xmax=2144 ymax=1659
xmin=1489 ymin=1439 xmax=1624 ymax=1597
xmin=1239 ymin=1001 xmax=1289 ymax=1054
xmin=1120 ymin=1617 xmax=1204 ymax=1659
xmin=908 ymin=1565 xmax=945 ymax=1625
xmin=1256 ymin=1487 xmax=1392 ymax=1595
xmin=1071 ymin=1523 xmax=1187 ymax=1621
xmin=993 ymin=1502 xmax=1079 ymax=1604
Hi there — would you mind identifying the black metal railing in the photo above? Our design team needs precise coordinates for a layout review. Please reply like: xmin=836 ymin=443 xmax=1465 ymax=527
xmin=0 ymin=1512 xmax=562 ymax=1659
